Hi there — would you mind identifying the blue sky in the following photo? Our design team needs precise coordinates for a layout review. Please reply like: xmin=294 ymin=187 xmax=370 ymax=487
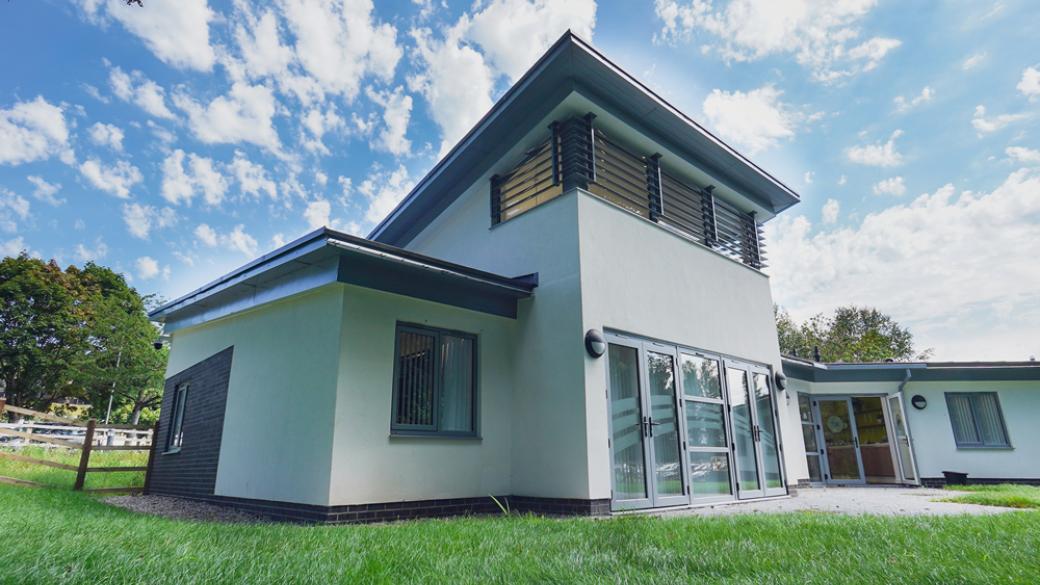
xmin=1 ymin=0 xmax=1038 ymax=360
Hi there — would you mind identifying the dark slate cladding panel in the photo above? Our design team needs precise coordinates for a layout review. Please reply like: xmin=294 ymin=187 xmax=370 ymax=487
xmin=147 ymin=347 xmax=234 ymax=498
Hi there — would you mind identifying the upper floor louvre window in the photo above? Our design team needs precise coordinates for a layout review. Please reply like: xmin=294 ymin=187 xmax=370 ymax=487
xmin=490 ymin=113 xmax=766 ymax=270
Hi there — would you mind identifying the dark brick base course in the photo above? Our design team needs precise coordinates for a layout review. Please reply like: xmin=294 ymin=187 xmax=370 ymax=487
xmin=150 ymin=493 xmax=612 ymax=524
xmin=921 ymin=477 xmax=1040 ymax=488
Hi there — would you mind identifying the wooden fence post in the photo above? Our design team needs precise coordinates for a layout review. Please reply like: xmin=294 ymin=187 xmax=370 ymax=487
xmin=73 ymin=419 xmax=97 ymax=491
xmin=142 ymin=420 xmax=159 ymax=494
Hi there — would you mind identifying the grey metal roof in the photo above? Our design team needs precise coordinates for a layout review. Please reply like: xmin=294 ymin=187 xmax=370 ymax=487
xmin=369 ymin=31 xmax=801 ymax=247
xmin=782 ymin=355 xmax=1040 ymax=383
xmin=149 ymin=228 xmax=537 ymax=327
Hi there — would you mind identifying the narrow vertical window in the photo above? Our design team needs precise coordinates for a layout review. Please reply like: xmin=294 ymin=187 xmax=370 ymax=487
xmin=166 ymin=383 xmax=188 ymax=452
xmin=391 ymin=324 xmax=477 ymax=436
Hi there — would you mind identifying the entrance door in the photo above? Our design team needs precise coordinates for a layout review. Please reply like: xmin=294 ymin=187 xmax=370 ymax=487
xmin=725 ymin=363 xmax=786 ymax=499
xmin=606 ymin=338 xmax=686 ymax=510
xmin=815 ymin=398 xmax=865 ymax=484
xmin=886 ymin=393 xmax=919 ymax=484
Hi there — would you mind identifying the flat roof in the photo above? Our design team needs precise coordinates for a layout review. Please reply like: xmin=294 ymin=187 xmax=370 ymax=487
xmin=782 ymin=355 xmax=1040 ymax=383
xmin=369 ymin=31 xmax=801 ymax=247
xmin=149 ymin=228 xmax=537 ymax=327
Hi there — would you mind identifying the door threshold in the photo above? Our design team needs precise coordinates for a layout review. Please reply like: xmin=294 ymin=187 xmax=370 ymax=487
xmin=612 ymin=493 xmax=791 ymax=516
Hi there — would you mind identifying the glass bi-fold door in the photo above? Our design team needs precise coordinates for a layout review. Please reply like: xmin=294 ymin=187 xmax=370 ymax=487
xmin=607 ymin=338 xmax=687 ymax=510
xmin=725 ymin=361 xmax=786 ymax=499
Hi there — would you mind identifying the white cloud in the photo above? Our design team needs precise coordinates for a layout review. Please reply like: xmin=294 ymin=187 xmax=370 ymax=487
xmin=1017 ymin=66 xmax=1040 ymax=100
xmin=821 ymin=198 xmax=839 ymax=224
xmin=962 ymin=52 xmax=987 ymax=71
xmin=846 ymin=130 xmax=904 ymax=167
xmin=233 ymin=4 xmax=295 ymax=81
xmin=971 ymin=105 xmax=1028 ymax=135
xmin=135 ymin=256 xmax=163 ymax=280
xmin=767 ymin=168 xmax=1040 ymax=360
xmin=225 ymin=224 xmax=258 ymax=256
xmin=872 ymin=176 xmax=906 ymax=196
xmin=893 ymin=86 xmax=933 ymax=113
xmin=304 ymin=198 xmax=331 ymax=229
xmin=1006 ymin=146 xmax=1040 ymax=165
xmin=654 ymin=0 xmax=900 ymax=82
xmin=74 ymin=238 xmax=108 ymax=263
xmin=702 ymin=85 xmax=799 ymax=154
xmin=803 ymin=171 xmax=814 ymax=184
xmin=465 ymin=0 xmax=597 ymax=81
xmin=837 ymin=174 xmax=847 ymax=186
xmin=92 ymin=0 xmax=216 ymax=71
xmin=160 ymin=149 xmax=228 ymax=206
xmin=174 ymin=83 xmax=282 ymax=155
xmin=300 ymin=106 xmax=345 ymax=155
xmin=122 ymin=202 xmax=176 ymax=239
xmin=1 ymin=236 xmax=30 ymax=257
xmin=0 ymin=97 xmax=69 ymax=166
xmin=231 ymin=151 xmax=278 ymax=200
xmin=366 ymin=86 xmax=413 ymax=156
xmin=278 ymin=0 xmax=401 ymax=100
xmin=359 ymin=164 xmax=413 ymax=225
xmin=194 ymin=223 xmax=219 ymax=247
xmin=108 ymin=66 xmax=176 ymax=120
xmin=79 ymin=159 xmax=142 ymax=198
xmin=0 ymin=188 xmax=31 ymax=233
xmin=27 ymin=176 xmax=64 ymax=206
xmin=88 ymin=122 xmax=124 ymax=151
xmin=410 ymin=25 xmax=496 ymax=157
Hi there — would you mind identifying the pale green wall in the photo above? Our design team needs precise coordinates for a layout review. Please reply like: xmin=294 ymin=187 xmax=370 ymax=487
xmin=165 ymin=286 xmax=344 ymax=506
xmin=328 ymin=284 xmax=517 ymax=505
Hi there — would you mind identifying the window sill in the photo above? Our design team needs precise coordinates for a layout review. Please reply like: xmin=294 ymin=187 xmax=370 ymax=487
xmin=955 ymin=445 xmax=1013 ymax=451
xmin=389 ymin=432 xmax=482 ymax=441
xmin=162 ymin=447 xmax=181 ymax=455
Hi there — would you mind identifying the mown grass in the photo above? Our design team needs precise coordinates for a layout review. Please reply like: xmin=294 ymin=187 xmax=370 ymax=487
xmin=0 ymin=484 xmax=1038 ymax=584
xmin=0 ymin=446 xmax=147 ymax=490
xmin=941 ymin=484 xmax=1040 ymax=509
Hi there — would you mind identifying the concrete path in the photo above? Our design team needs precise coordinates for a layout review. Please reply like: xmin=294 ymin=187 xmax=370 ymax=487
xmin=659 ymin=487 xmax=1020 ymax=517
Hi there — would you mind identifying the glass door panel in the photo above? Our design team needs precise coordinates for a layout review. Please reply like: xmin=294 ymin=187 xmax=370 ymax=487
xmin=646 ymin=350 xmax=686 ymax=505
xmin=680 ymin=353 xmax=733 ymax=502
xmin=887 ymin=393 xmax=918 ymax=483
xmin=726 ymin=367 xmax=763 ymax=498
xmin=798 ymin=394 xmax=823 ymax=482
xmin=817 ymin=398 xmax=864 ymax=483
xmin=752 ymin=372 xmax=785 ymax=495
xmin=608 ymin=343 xmax=650 ymax=508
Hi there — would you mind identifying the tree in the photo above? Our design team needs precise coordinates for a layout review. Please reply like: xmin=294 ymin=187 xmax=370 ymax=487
xmin=0 ymin=255 xmax=166 ymax=421
xmin=775 ymin=305 xmax=932 ymax=363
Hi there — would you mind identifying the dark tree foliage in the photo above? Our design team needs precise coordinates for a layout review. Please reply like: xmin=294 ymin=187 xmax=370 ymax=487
xmin=0 ymin=254 xmax=166 ymax=423
xmin=775 ymin=305 xmax=932 ymax=363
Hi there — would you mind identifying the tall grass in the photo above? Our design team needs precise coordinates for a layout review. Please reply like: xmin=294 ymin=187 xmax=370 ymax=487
xmin=941 ymin=484 xmax=1040 ymax=509
xmin=0 ymin=446 xmax=147 ymax=490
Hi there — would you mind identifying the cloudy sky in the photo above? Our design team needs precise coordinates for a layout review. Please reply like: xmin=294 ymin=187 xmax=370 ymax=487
xmin=2 ymin=0 xmax=1038 ymax=360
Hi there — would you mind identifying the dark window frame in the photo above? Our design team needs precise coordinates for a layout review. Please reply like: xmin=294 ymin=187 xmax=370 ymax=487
xmin=165 ymin=383 xmax=189 ymax=454
xmin=390 ymin=322 xmax=479 ymax=439
xmin=944 ymin=392 xmax=1012 ymax=449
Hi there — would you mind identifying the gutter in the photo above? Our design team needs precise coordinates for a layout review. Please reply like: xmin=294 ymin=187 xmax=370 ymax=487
xmin=898 ymin=368 xmax=913 ymax=393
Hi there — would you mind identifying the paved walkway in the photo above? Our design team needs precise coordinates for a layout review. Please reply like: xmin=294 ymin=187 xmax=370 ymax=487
xmin=660 ymin=487 xmax=1018 ymax=517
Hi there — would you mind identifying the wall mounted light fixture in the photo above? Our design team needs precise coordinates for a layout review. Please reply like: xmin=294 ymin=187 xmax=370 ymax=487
xmin=585 ymin=329 xmax=606 ymax=358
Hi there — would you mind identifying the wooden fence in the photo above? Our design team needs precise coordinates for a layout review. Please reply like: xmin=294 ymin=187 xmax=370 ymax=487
xmin=0 ymin=399 xmax=156 ymax=494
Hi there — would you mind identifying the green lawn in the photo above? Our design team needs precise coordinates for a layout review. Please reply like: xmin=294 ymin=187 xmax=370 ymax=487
xmin=0 ymin=446 xmax=147 ymax=490
xmin=941 ymin=484 xmax=1040 ymax=509
xmin=0 ymin=483 xmax=1038 ymax=584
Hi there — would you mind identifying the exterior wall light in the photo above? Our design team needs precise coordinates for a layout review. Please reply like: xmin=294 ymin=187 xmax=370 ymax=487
xmin=774 ymin=371 xmax=788 ymax=392
xmin=585 ymin=329 xmax=606 ymax=358
xmin=911 ymin=395 xmax=927 ymax=410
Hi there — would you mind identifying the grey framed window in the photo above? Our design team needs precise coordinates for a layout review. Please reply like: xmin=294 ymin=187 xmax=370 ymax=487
xmin=797 ymin=393 xmax=822 ymax=482
xmin=945 ymin=392 xmax=1010 ymax=449
xmin=166 ymin=383 xmax=188 ymax=452
xmin=391 ymin=324 xmax=477 ymax=437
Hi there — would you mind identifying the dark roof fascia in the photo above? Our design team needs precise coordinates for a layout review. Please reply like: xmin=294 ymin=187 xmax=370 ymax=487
xmin=781 ymin=357 xmax=1040 ymax=383
xmin=368 ymin=31 xmax=801 ymax=247
xmin=149 ymin=228 xmax=537 ymax=323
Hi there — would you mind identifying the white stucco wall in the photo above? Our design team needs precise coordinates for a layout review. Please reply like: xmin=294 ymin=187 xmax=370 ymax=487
xmin=328 ymin=284 xmax=517 ymax=505
xmin=575 ymin=192 xmax=792 ymax=498
xmin=788 ymin=377 xmax=1040 ymax=482
xmin=407 ymin=185 xmax=589 ymax=499
xmin=164 ymin=286 xmax=344 ymax=506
